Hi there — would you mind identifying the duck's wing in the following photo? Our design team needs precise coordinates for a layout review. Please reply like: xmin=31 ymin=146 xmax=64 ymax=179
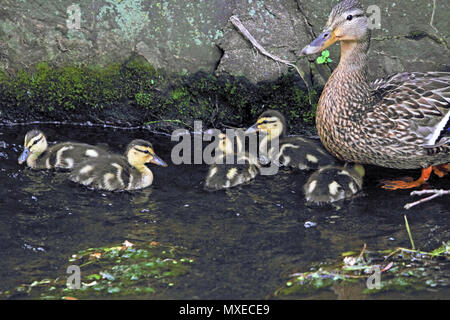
xmin=368 ymin=72 xmax=450 ymax=151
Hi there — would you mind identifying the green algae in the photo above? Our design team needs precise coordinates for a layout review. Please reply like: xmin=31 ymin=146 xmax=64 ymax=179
xmin=1 ymin=240 xmax=195 ymax=299
xmin=275 ymin=242 xmax=450 ymax=298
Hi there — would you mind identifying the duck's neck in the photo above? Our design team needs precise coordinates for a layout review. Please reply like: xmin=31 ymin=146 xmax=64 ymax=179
xmin=27 ymin=152 xmax=42 ymax=168
xmin=135 ymin=163 xmax=151 ymax=175
xmin=319 ymin=38 xmax=372 ymax=118
xmin=336 ymin=39 xmax=370 ymax=79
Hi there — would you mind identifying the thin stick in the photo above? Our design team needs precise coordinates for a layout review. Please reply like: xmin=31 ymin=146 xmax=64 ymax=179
xmin=357 ymin=243 xmax=367 ymax=262
xmin=404 ymin=189 xmax=450 ymax=209
xmin=229 ymin=15 xmax=311 ymax=96
xmin=403 ymin=215 xmax=415 ymax=250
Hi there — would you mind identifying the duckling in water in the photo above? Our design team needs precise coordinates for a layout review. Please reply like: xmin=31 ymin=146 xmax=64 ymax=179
xmin=204 ymin=129 xmax=260 ymax=191
xmin=304 ymin=164 xmax=365 ymax=204
xmin=18 ymin=129 xmax=110 ymax=170
xmin=246 ymin=110 xmax=338 ymax=170
xmin=69 ymin=139 xmax=167 ymax=191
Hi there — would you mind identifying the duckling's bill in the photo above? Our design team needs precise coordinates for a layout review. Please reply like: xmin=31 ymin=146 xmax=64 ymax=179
xmin=18 ymin=148 xmax=30 ymax=164
xmin=245 ymin=124 xmax=259 ymax=134
xmin=149 ymin=154 xmax=168 ymax=167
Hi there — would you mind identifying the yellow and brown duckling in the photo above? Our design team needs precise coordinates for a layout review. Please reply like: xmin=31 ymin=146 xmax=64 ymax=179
xmin=204 ymin=129 xmax=260 ymax=191
xmin=69 ymin=139 xmax=167 ymax=191
xmin=304 ymin=163 xmax=365 ymax=204
xmin=300 ymin=0 xmax=449 ymax=190
xmin=246 ymin=110 xmax=339 ymax=170
xmin=18 ymin=129 xmax=110 ymax=170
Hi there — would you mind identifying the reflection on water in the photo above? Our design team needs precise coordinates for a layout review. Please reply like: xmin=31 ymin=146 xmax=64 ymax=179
xmin=0 ymin=124 xmax=448 ymax=299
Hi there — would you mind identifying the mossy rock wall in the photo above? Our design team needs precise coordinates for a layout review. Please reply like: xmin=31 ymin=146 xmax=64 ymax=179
xmin=1 ymin=0 xmax=448 ymax=85
xmin=0 ymin=55 xmax=317 ymax=134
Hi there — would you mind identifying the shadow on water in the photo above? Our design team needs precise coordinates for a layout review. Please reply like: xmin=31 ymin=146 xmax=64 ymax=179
xmin=0 ymin=124 xmax=448 ymax=299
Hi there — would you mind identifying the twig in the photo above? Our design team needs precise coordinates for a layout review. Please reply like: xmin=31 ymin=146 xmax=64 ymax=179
xmin=404 ymin=189 xmax=450 ymax=210
xmin=357 ymin=243 xmax=367 ymax=262
xmin=229 ymin=15 xmax=311 ymax=97
xmin=403 ymin=215 xmax=415 ymax=250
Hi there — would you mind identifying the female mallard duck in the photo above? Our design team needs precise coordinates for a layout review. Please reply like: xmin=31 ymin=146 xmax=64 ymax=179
xmin=246 ymin=110 xmax=339 ymax=170
xmin=69 ymin=139 xmax=167 ymax=191
xmin=300 ymin=0 xmax=449 ymax=190
xmin=204 ymin=129 xmax=260 ymax=191
xmin=304 ymin=163 xmax=365 ymax=204
xmin=18 ymin=129 xmax=110 ymax=170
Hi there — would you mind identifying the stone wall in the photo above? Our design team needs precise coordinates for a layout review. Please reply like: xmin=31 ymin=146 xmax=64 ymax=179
xmin=0 ymin=0 xmax=449 ymax=86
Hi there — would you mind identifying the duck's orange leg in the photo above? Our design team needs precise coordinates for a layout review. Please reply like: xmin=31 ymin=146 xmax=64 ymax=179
xmin=381 ymin=166 xmax=432 ymax=190
xmin=432 ymin=163 xmax=450 ymax=178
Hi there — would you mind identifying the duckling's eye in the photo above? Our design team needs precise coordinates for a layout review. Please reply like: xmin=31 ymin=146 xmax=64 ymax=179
xmin=32 ymin=136 xmax=43 ymax=146
xmin=346 ymin=15 xmax=353 ymax=21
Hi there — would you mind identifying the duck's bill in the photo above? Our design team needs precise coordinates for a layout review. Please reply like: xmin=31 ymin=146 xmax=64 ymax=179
xmin=245 ymin=124 xmax=259 ymax=134
xmin=299 ymin=29 xmax=337 ymax=56
xmin=18 ymin=148 xmax=30 ymax=164
xmin=150 ymin=154 xmax=168 ymax=167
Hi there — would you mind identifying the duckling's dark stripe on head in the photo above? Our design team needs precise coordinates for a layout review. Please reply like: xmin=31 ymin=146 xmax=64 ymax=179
xmin=25 ymin=130 xmax=43 ymax=146
xmin=134 ymin=147 xmax=151 ymax=154
xmin=31 ymin=135 xmax=44 ymax=146
xmin=126 ymin=140 xmax=153 ymax=153
xmin=259 ymin=120 xmax=278 ymax=125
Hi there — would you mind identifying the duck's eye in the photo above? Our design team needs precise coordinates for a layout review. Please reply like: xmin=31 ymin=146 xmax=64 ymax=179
xmin=346 ymin=15 xmax=353 ymax=21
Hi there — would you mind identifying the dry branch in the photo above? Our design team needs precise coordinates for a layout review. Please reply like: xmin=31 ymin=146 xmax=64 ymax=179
xmin=404 ymin=189 xmax=450 ymax=209
xmin=229 ymin=15 xmax=311 ymax=95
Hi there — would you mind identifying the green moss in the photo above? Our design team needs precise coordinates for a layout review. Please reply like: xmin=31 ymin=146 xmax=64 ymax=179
xmin=0 ymin=56 xmax=316 ymax=134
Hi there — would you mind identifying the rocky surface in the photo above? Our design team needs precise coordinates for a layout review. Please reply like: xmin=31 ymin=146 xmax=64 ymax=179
xmin=0 ymin=0 xmax=449 ymax=85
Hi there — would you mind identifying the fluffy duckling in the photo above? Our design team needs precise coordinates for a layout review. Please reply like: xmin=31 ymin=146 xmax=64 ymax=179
xmin=204 ymin=129 xmax=260 ymax=191
xmin=304 ymin=164 xmax=365 ymax=204
xmin=69 ymin=139 xmax=167 ymax=191
xmin=18 ymin=130 xmax=109 ymax=170
xmin=246 ymin=110 xmax=338 ymax=170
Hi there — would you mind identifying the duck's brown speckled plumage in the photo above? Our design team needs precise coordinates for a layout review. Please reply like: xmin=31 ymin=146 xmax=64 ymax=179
xmin=311 ymin=0 xmax=450 ymax=170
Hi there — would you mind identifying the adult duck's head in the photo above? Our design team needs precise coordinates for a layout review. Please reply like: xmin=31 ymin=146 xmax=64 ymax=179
xmin=300 ymin=0 xmax=368 ymax=56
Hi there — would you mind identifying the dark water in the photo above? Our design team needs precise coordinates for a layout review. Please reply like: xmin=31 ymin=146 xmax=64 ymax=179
xmin=0 ymin=124 xmax=449 ymax=299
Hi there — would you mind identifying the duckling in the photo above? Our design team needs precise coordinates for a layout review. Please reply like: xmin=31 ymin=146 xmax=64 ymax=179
xmin=304 ymin=164 xmax=365 ymax=204
xmin=69 ymin=139 xmax=167 ymax=191
xmin=246 ymin=110 xmax=338 ymax=170
xmin=18 ymin=130 xmax=109 ymax=170
xmin=204 ymin=129 xmax=260 ymax=191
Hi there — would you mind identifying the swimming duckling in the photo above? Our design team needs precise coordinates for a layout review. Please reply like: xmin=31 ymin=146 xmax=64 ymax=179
xmin=69 ymin=139 xmax=167 ymax=191
xmin=204 ymin=129 xmax=260 ymax=191
xmin=304 ymin=164 xmax=365 ymax=204
xmin=18 ymin=130 xmax=109 ymax=170
xmin=246 ymin=110 xmax=338 ymax=170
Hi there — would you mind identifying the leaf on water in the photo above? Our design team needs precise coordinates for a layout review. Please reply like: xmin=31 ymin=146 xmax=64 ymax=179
xmin=341 ymin=251 xmax=357 ymax=257
xmin=89 ymin=252 xmax=102 ymax=259
xmin=122 ymin=240 xmax=134 ymax=248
